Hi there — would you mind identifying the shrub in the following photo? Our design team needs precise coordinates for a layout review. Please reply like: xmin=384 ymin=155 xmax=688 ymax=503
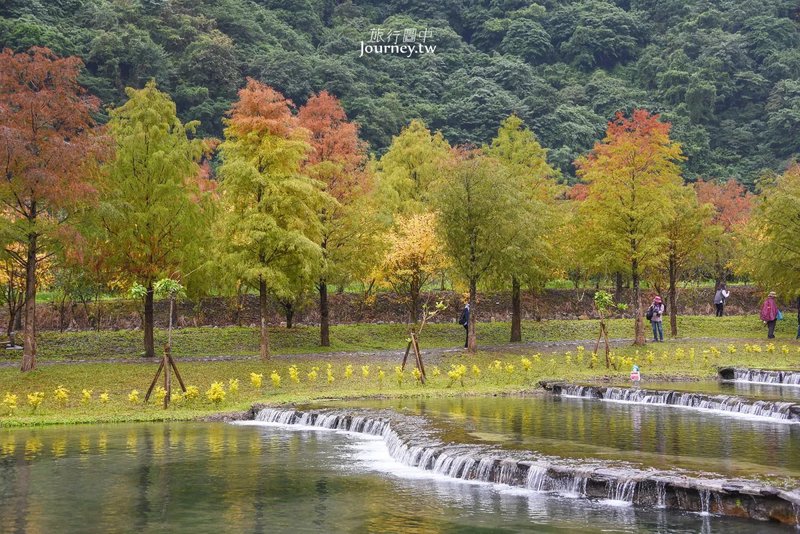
xmin=270 ymin=370 xmax=281 ymax=388
xmin=27 ymin=392 xmax=44 ymax=412
xmin=54 ymin=386 xmax=69 ymax=407
xmin=128 ymin=389 xmax=140 ymax=403
xmin=250 ymin=373 xmax=263 ymax=388
xmin=3 ymin=392 xmax=18 ymax=414
xmin=185 ymin=385 xmax=200 ymax=400
xmin=206 ymin=382 xmax=226 ymax=404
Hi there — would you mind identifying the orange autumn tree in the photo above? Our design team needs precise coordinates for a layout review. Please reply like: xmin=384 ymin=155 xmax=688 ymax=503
xmin=576 ymin=109 xmax=684 ymax=345
xmin=0 ymin=47 xmax=106 ymax=371
xmin=695 ymin=178 xmax=753 ymax=287
xmin=298 ymin=91 xmax=379 ymax=346
xmin=218 ymin=80 xmax=325 ymax=360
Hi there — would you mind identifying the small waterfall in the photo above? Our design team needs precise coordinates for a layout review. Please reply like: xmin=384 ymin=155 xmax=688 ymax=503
xmin=475 ymin=457 xmax=497 ymax=481
xmin=655 ymin=481 xmax=667 ymax=508
xmin=699 ymin=489 xmax=711 ymax=515
xmin=730 ymin=368 xmax=800 ymax=387
xmin=608 ymin=479 xmax=637 ymax=503
xmin=553 ymin=474 xmax=588 ymax=497
xmin=559 ymin=385 xmax=800 ymax=422
xmin=526 ymin=465 xmax=548 ymax=492
xmin=247 ymin=407 xmax=800 ymax=526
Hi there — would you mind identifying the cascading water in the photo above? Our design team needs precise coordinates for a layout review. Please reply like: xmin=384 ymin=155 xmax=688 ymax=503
xmin=655 ymin=481 xmax=667 ymax=509
xmin=557 ymin=385 xmax=800 ymax=422
xmin=245 ymin=406 xmax=800 ymax=526
xmin=607 ymin=479 xmax=637 ymax=503
xmin=728 ymin=368 xmax=800 ymax=386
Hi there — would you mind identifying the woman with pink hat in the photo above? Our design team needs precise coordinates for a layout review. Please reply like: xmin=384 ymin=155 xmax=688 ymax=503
xmin=646 ymin=295 xmax=666 ymax=342
xmin=760 ymin=291 xmax=780 ymax=339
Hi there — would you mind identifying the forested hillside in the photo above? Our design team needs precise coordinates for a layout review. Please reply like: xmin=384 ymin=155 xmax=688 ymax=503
xmin=1 ymin=0 xmax=799 ymax=184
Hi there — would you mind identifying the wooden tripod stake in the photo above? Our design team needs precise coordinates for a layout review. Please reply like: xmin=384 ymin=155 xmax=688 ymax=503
xmin=401 ymin=332 xmax=427 ymax=383
xmin=144 ymin=294 xmax=186 ymax=408
xmin=593 ymin=319 xmax=611 ymax=368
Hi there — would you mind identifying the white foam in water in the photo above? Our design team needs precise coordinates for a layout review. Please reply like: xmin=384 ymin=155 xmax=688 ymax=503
xmin=733 ymin=369 xmax=800 ymax=387
xmin=233 ymin=407 xmax=800 ymax=528
xmin=561 ymin=386 xmax=800 ymax=424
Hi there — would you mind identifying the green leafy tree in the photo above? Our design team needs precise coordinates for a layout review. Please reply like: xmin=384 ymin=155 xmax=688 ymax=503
xmin=657 ymin=186 xmax=715 ymax=336
xmin=217 ymin=79 xmax=324 ymax=360
xmin=485 ymin=115 xmax=560 ymax=342
xmin=98 ymin=80 xmax=207 ymax=358
xmin=433 ymin=149 xmax=528 ymax=352
xmin=747 ymin=164 xmax=800 ymax=298
xmin=374 ymin=120 xmax=450 ymax=217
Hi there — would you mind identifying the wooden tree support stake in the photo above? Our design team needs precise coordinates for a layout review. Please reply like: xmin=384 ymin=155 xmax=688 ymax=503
xmin=144 ymin=344 xmax=187 ymax=408
xmin=593 ymin=320 xmax=612 ymax=369
xmin=401 ymin=332 xmax=426 ymax=383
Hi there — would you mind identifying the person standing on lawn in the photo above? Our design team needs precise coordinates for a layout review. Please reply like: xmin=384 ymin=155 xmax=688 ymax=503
xmin=714 ymin=283 xmax=730 ymax=317
xmin=760 ymin=291 xmax=779 ymax=339
xmin=796 ymin=296 xmax=800 ymax=340
xmin=458 ymin=302 xmax=470 ymax=348
xmin=647 ymin=296 xmax=665 ymax=342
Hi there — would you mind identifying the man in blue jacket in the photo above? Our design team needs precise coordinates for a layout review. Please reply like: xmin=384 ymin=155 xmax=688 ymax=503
xmin=458 ymin=303 xmax=470 ymax=348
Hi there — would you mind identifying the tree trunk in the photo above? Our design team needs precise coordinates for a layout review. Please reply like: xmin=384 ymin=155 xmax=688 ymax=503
xmin=410 ymin=276 xmax=420 ymax=324
xmin=95 ymin=293 xmax=102 ymax=332
xmin=259 ymin=278 xmax=270 ymax=360
xmin=614 ymin=272 xmax=624 ymax=302
xmin=510 ymin=276 xmax=521 ymax=342
xmin=13 ymin=306 xmax=22 ymax=331
xmin=668 ymin=252 xmax=678 ymax=337
xmin=319 ymin=280 xmax=330 ymax=347
xmin=284 ymin=302 xmax=294 ymax=329
xmin=632 ymin=259 xmax=645 ymax=345
xmin=21 ymin=230 xmax=37 ymax=372
xmin=143 ymin=283 xmax=155 ymax=358
xmin=170 ymin=298 xmax=178 ymax=330
xmin=467 ymin=278 xmax=477 ymax=352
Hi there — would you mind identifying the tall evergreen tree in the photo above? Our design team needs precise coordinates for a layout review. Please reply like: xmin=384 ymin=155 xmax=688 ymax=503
xmin=218 ymin=79 xmax=324 ymax=360
xmin=485 ymin=115 xmax=560 ymax=342
xmin=98 ymin=80 xmax=208 ymax=358
xmin=576 ymin=110 xmax=683 ymax=345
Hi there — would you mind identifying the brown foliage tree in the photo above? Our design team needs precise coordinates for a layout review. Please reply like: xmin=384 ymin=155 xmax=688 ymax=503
xmin=0 ymin=47 xmax=106 ymax=371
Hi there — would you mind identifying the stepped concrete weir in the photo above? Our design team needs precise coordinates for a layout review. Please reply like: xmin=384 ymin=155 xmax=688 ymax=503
xmin=540 ymin=382 xmax=800 ymax=422
xmin=244 ymin=406 xmax=800 ymax=526
xmin=719 ymin=366 xmax=800 ymax=385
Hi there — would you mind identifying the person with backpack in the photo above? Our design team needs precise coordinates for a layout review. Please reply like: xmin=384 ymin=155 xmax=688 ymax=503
xmin=646 ymin=296 xmax=665 ymax=342
xmin=458 ymin=302 xmax=470 ymax=348
xmin=796 ymin=296 xmax=800 ymax=340
xmin=713 ymin=283 xmax=730 ymax=317
xmin=760 ymin=291 xmax=779 ymax=339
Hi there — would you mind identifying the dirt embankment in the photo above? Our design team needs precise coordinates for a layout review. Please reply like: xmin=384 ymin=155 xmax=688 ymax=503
xmin=9 ymin=286 xmax=770 ymax=333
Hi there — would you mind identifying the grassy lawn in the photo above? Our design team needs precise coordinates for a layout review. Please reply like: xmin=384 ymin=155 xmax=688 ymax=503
xmin=1 ymin=339 xmax=799 ymax=427
xmin=4 ymin=314 xmax=798 ymax=362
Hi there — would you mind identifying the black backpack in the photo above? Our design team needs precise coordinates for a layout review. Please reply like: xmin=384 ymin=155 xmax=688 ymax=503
xmin=645 ymin=305 xmax=654 ymax=321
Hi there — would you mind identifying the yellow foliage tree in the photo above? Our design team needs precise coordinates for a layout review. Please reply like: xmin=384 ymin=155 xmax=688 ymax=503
xmin=373 ymin=213 xmax=449 ymax=323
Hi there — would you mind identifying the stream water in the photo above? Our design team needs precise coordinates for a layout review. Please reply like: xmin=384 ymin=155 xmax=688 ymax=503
xmin=0 ymin=421 xmax=792 ymax=533
xmin=336 ymin=394 xmax=800 ymax=487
